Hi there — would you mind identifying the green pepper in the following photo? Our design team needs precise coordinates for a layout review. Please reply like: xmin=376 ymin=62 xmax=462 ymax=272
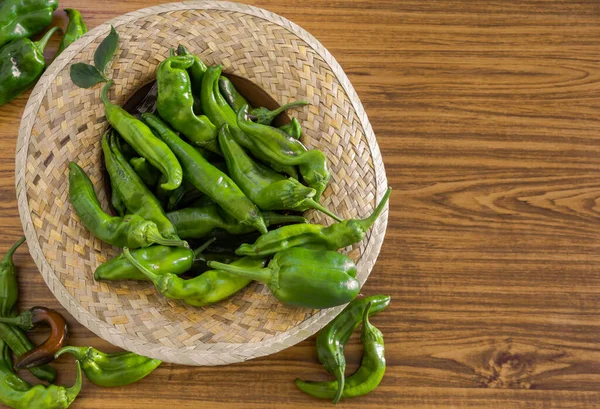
xmin=176 ymin=45 xmax=206 ymax=114
xmin=0 ymin=0 xmax=58 ymax=48
xmin=68 ymin=162 xmax=181 ymax=248
xmin=315 ymin=295 xmax=391 ymax=402
xmin=200 ymin=65 xmax=299 ymax=179
xmin=156 ymin=53 xmax=218 ymax=153
xmin=124 ymin=247 xmax=267 ymax=307
xmin=102 ymin=81 xmax=183 ymax=191
xmin=218 ymin=75 xmax=249 ymax=113
xmin=102 ymin=131 xmax=185 ymax=246
xmin=237 ymin=187 xmax=391 ymax=256
xmin=279 ymin=118 xmax=302 ymax=140
xmin=55 ymin=9 xmax=88 ymax=56
xmin=166 ymin=204 xmax=307 ymax=239
xmin=129 ymin=157 xmax=159 ymax=188
xmin=219 ymin=124 xmax=341 ymax=221
xmin=208 ymin=248 xmax=360 ymax=309
xmin=296 ymin=303 xmax=386 ymax=402
xmin=142 ymin=112 xmax=268 ymax=235
xmin=0 ymin=340 xmax=81 ymax=409
xmin=94 ymin=239 xmax=214 ymax=282
xmin=55 ymin=346 xmax=161 ymax=387
xmin=0 ymin=27 xmax=59 ymax=106
xmin=237 ymin=105 xmax=330 ymax=200
xmin=0 ymin=238 xmax=56 ymax=382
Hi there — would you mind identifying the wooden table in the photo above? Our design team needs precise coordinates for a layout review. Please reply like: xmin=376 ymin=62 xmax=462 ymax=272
xmin=1 ymin=1 xmax=599 ymax=407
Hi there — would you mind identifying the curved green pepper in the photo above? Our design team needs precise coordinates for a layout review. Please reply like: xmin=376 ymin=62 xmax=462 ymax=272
xmin=237 ymin=105 xmax=330 ymax=200
xmin=0 ymin=339 xmax=81 ymax=409
xmin=102 ymin=81 xmax=183 ymax=191
xmin=55 ymin=9 xmax=88 ymax=56
xmin=0 ymin=27 xmax=59 ymax=106
xmin=176 ymin=45 xmax=206 ymax=114
xmin=124 ymin=247 xmax=267 ymax=307
xmin=316 ymin=295 xmax=391 ymax=402
xmin=68 ymin=162 xmax=180 ymax=248
xmin=219 ymin=124 xmax=341 ymax=221
xmin=156 ymin=53 xmax=218 ymax=153
xmin=237 ymin=187 xmax=391 ymax=256
xmin=142 ymin=112 xmax=268 ymax=235
xmin=218 ymin=75 xmax=249 ymax=113
xmin=208 ymin=248 xmax=360 ymax=309
xmin=296 ymin=303 xmax=386 ymax=402
xmin=279 ymin=118 xmax=302 ymax=140
xmin=129 ymin=157 xmax=159 ymax=188
xmin=0 ymin=0 xmax=58 ymax=48
xmin=166 ymin=204 xmax=307 ymax=239
xmin=55 ymin=346 xmax=161 ymax=387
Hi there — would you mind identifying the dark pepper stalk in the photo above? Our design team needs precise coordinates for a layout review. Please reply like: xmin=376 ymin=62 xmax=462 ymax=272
xmin=0 ymin=307 xmax=68 ymax=369
xmin=237 ymin=187 xmax=391 ymax=257
xmin=0 ymin=339 xmax=82 ymax=409
xmin=55 ymin=9 xmax=88 ymax=57
xmin=208 ymin=248 xmax=360 ymax=309
xmin=102 ymin=80 xmax=184 ymax=191
xmin=0 ymin=0 xmax=59 ymax=48
xmin=219 ymin=124 xmax=342 ymax=221
xmin=295 ymin=302 xmax=387 ymax=402
xmin=124 ymin=247 xmax=267 ymax=307
xmin=166 ymin=204 xmax=307 ymax=240
xmin=156 ymin=53 xmax=219 ymax=153
xmin=55 ymin=346 xmax=161 ymax=387
xmin=315 ymin=295 xmax=391 ymax=403
xmin=69 ymin=162 xmax=182 ymax=248
xmin=0 ymin=26 xmax=59 ymax=106
xmin=237 ymin=105 xmax=330 ymax=200
xmin=142 ymin=112 xmax=268 ymax=235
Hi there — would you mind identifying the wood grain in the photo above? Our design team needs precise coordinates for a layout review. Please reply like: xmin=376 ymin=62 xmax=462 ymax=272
xmin=1 ymin=0 xmax=600 ymax=407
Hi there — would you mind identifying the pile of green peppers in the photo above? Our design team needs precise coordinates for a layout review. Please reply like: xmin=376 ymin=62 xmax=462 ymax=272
xmin=0 ymin=2 xmax=88 ymax=106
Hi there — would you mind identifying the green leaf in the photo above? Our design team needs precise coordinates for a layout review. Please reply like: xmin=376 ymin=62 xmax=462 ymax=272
xmin=70 ymin=63 xmax=107 ymax=88
xmin=94 ymin=25 xmax=119 ymax=76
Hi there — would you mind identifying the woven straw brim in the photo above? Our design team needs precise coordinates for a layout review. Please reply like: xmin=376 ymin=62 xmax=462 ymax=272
xmin=16 ymin=1 xmax=388 ymax=366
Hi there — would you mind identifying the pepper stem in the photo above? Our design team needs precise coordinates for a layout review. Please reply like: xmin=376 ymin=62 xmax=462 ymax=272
xmin=252 ymin=100 xmax=310 ymax=124
xmin=101 ymin=80 xmax=115 ymax=106
xmin=207 ymin=261 xmax=272 ymax=284
xmin=123 ymin=247 xmax=160 ymax=282
xmin=54 ymin=345 xmax=89 ymax=361
xmin=303 ymin=199 xmax=343 ymax=222
xmin=145 ymin=227 xmax=189 ymax=248
xmin=193 ymin=237 xmax=217 ymax=258
xmin=0 ymin=310 xmax=32 ymax=330
xmin=35 ymin=27 xmax=60 ymax=53
xmin=356 ymin=187 xmax=392 ymax=231
xmin=2 ymin=237 xmax=25 ymax=263
xmin=65 ymin=361 xmax=83 ymax=405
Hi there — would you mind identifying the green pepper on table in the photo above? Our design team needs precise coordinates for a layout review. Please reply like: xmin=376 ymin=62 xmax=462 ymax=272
xmin=236 ymin=187 xmax=392 ymax=256
xmin=0 ymin=27 xmax=59 ymax=106
xmin=0 ymin=0 xmax=58 ymax=48
xmin=55 ymin=9 xmax=88 ymax=57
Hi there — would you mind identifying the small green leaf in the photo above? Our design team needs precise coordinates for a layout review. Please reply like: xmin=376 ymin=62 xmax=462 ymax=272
xmin=94 ymin=25 xmax=119 ymax=76
xmin=70 ymin=63 xmax=107 ymax=88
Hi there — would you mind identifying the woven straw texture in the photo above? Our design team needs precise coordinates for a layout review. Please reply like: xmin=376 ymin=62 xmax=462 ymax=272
xmin=16 ymin=1 xmax=388 ymax=365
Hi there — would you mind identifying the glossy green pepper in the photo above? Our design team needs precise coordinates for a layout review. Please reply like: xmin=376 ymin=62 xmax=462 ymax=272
xmin=208 ymin=248 xmax=360 ymax=309
xmin=103 ymin=131 xmax=185 ymax=246
xmin=156 ymin=53 xmax=218 ymax=153
xmin=55 ymin=9 xmax=88 ymax=56
xmin=315 ymin=295 xmax=391 ymax=403
xmin=102 ymin=81 xmax=183 ymax=191
xmin=237 ymin=187 xmax=391 ymax=256
xmin=142 ymin=112 xmax=268 ymax=235
xmin=279 ymin=118 xmax=302 ymax=140
xmin=129 ymin=157 xmax=159 ymax=188
xmin=296 ymin=303 xmax=386 ymax=402
xmin=166 ymin=204 xmax=307 ymax=239
xmin=0 ymin=0 xmax=58 ymax=48
xmin=176 ymin=45 xmax=206 ymax=114
xmin=201 ymin=65 xmax=299 ymax=179
xmin=0 ymin=339 xmax=81 ymax=409
xmin=55 ymin=346 xmax=161 ymax=387
xmin=0 ymin=238 xmax=56 ymax=382
xmin=0 ymin=27 xmax=59 ymax=106
xmin=124 ymin=247 xmax=267 ymax=307
xmin=69 ymin=162 xmax=181 ymax=248
xmin=218 ymin=75 xmax=249 ymax=113
xmin=219 ymin=124 xmax=341 ymax=221
xmin=237 ymin=105 xmax=330 ymax=200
